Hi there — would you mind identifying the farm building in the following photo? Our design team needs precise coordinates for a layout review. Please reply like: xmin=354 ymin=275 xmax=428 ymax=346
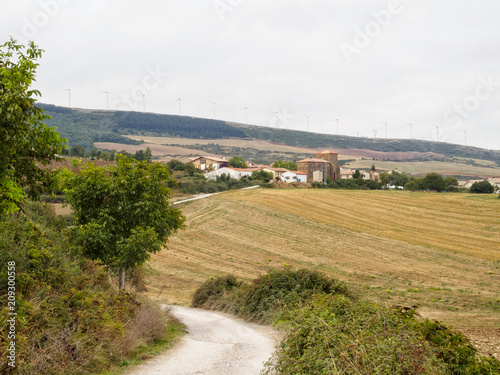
xmin=297 ymin=150 xmax=341 ymax=183
xmin=190 ymin=156 xmax=229 ymax=171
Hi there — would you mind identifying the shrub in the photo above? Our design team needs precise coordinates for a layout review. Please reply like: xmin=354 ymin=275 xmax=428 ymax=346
xmin=241 ymin=268 xmax=351 ymax=323
xmin=192 ymin=275 xmax=242 ymax=309
xmin=264 ymin=295 xmax=446 ymax=374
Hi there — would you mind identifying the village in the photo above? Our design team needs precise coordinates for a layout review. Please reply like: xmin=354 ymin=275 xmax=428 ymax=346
xmin=188 ymin=150 xmax=500 ymax=192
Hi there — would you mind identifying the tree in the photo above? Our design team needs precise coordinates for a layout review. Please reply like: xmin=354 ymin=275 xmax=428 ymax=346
xmin=167 ymin=159 xmax=185 ymax=171
xmin=352 ymin=169 xmax=362 ymax=179
xmin=70 ymin=145 xmax=86 ymax=157
xmin=404 ymin=180 xmax=419 ymax=191
xmin=251 ymin=169 xmax=274 ymax=183
xmin=228 ymin=156 xmax=247 ymax=168
xmin=389 ymin=171 xmax=409 ymax=187
xmin=273 ymin=160 xmax=297 ymax=171
xmin=0 ymin=39 xmax=67 ymax=215
xmin=470 ymin=180 xmax=494 ymax=194
xmin=423 ymin=173 xmax=446 ymax=192
xmin=379 ymin=172 xmax=390 ymax=186
xmin=64 ymin=157 xmax=185 ymax=290
xmin=370 ymin=164 xmax=376 ymax=172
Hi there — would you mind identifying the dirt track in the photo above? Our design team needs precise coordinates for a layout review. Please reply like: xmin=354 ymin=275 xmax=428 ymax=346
xmin=125 ymin=306 xmax=279 ymax=375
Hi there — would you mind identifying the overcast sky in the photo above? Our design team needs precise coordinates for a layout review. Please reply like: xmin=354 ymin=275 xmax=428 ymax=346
xmin=2 ymin=1 xmax=499 ymax=150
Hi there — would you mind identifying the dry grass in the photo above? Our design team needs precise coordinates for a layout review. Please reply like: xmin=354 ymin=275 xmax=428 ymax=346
xmin=345 ymin=159 xmax=500 ymax=177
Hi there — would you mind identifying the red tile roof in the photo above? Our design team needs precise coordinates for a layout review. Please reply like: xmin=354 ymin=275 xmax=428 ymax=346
xmin=297 ymin=158 xmax=330 ymax=163
xmin=316 ymin=149 xmax=338 ymax=155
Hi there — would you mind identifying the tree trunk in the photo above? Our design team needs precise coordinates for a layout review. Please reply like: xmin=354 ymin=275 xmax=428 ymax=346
xmin=119 ymin=268 xmax=125 ymax=291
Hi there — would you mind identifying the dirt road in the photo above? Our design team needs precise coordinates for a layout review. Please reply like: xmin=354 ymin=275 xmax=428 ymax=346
xmin=126 ymin=306 xmax=279 ymax=375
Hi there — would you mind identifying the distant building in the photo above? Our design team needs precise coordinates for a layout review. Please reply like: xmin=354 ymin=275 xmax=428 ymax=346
xmin=281 ymin=170 xmax=307 ymax=183
xmin=190 ymin=156 xmax=229 ymax=171
xmin=297 ymin=150 xmax=341 ymax=183
xmin=262 ymin=167 xmax=289 ymax=181
xmin=205 ymin=167 xmax=260 ymax=180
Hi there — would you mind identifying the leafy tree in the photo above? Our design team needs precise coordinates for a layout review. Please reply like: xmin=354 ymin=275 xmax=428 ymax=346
xmin=470 ymin=180 xmax=494 ymax=194
xmin=0 ymin=39 xmax=67 ymax=214
xmin=70 ymin=145 xmax=86 ymax=157
xmin=423 ymin=173 xmax=446 ymax=192
xmin=273 ymin=160 xmax=297 ymax=171
xmin=444 ymin=176 xmax=458 ymax=187
xmin=167 ymin=159 xmax=185 ymax=171
xmin=379 ymin=172 xmax=390 ymax=186
xmin=228 ymin=156 xmax=247 ymax=168
xmin=404 ymin=180 xmax=419 ymax=191
xmin=251 ymin=170 xmax=274 ymax=183
xmin=64 ymin=157 xmax=185 ymax=290
xmin=184 ymin=162 xmax=198 ymax=176
xmin=352 ymin=169 xmax=362 ymax=179
xmin=370 ymin=164 xmax=376 ymax=172
xmin=389 ymin=170 xmax=409 ymax=187
xmin=90 ymin=148 xmax=98 ymax=160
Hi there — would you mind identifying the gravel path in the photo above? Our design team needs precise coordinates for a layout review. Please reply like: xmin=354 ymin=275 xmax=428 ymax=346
xmin=125 ymin=306 xmax=279 ymax=375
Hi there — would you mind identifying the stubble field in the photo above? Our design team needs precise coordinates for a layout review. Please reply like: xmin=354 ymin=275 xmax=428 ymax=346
xmin=146 ymin=188 xmax=500 ymax=355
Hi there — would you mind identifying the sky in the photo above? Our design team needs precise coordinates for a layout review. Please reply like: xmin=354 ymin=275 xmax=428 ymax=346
xmin=2 ymin=0 xmax=500 ymax=150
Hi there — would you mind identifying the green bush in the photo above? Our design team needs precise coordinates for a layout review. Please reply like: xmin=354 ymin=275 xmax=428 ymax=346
xmin=241 ymin=268 xmax=351 ymax=323
xmin=192 ymin=275 xmax=242 ymax=309
xmin=265 ymin=295 xmax=446 ymax=374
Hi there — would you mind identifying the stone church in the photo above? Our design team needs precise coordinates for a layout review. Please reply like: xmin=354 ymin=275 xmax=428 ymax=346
xmin=296 ymin=150 xmax=341 ymax=183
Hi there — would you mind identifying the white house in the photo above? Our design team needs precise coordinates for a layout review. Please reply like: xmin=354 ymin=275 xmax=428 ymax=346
xmin=295 ymin=171 xmax=307 ymax=182
xmin=281 ymin=171 xmax=307 ymax=183
xmin=205 ymin=167 xmax=259 ymax=181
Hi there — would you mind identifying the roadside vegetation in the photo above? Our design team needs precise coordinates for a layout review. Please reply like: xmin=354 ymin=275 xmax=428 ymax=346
xmin=193 ymin=268 xmax=500 ymax=374
xmin=0 ymin=201 xmax=185 ymax=374
xmin=0 ymin=39 xmax=186 ymax=374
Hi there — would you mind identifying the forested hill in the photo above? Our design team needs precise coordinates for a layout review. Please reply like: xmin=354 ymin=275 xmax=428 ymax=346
xmin=39 ymin=104 xmax=500 ymax=163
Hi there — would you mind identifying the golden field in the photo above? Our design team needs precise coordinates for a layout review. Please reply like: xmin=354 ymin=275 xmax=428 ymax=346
xmin=145 ymin=188 xmax=500 ymax=353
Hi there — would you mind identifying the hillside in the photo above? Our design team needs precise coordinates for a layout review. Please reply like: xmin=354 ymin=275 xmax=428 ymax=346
xmin=39 ymin=104 xmax=500 ymax=166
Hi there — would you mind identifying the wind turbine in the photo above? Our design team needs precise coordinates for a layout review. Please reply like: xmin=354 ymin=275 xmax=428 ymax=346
xmin=209 ymin=101 xmax=216 ymax=119
xmin=381 ymin=122 xmax=388 ymax=138
xmin=100 ymin=91 xmax=109 ymax=110
xmin=373 ymin=130 xmax=378 ymax=138
xmin=406 ymin=123 xmax=413 ymax=139
xmin=303 ymin=114 xmax=309 ymax=132
xmin=62 ymin=88 xmax=71 ymax=108
xmin=434 ymin=125 xmax=440 ymax=142
xmin=142 ymin=94 xmax=146 ymax=113
xmin=332 ymin=118 xmax=339 ymax=135
xmin=174 ymin=96 xmax=181 ymax=115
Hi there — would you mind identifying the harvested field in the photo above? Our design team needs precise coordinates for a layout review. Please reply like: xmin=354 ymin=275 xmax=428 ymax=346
xmin=146 ymin=188 xmax=500 ymax=356
xmin=346 ymin=159 xmax=500 ymax=177
xmin=93 ymin=142 xmax=204 ymax=157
